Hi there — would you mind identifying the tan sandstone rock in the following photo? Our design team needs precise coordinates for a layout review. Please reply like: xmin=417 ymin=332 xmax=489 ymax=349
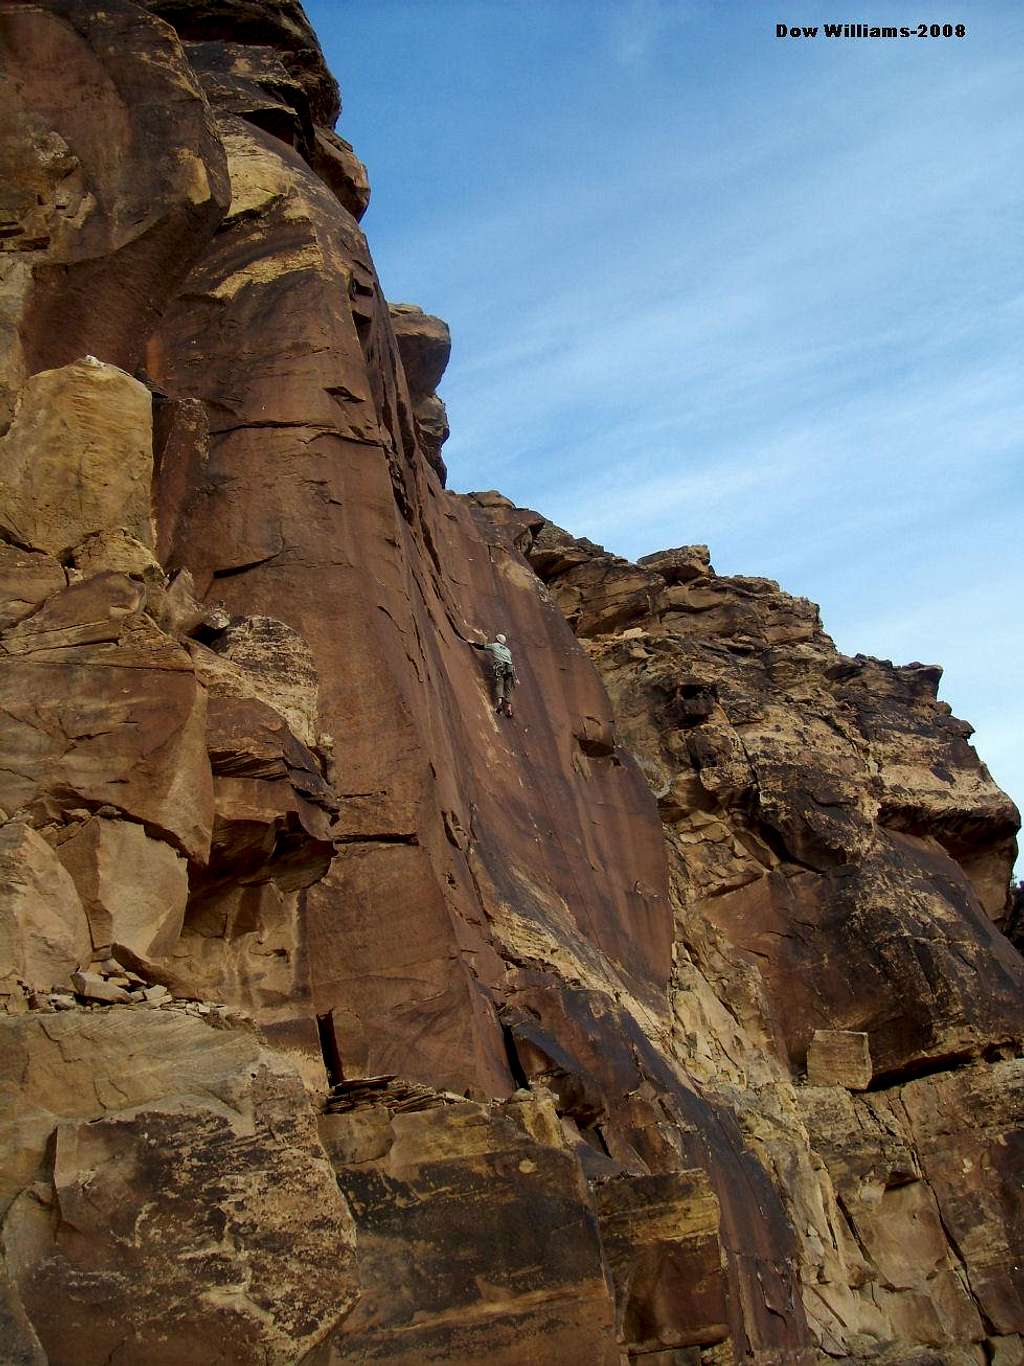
xmin=0 ymin=2 xmax=1017 ymax=1362
xmin=0 ymin=545 xmax=65 ymax=632
xmin=0 ymin=361 xmax=154 ymax=557
xmin=69 ymin=528 xmax=164 ymax=582
xmin=807 ymin=1029 xmax=873 ymax=1090
xmin=191 ymin=615 xmax=321 ymax=749
xmin=1 ymin=571 xmax=145 ymax=655
xmin=0 ymin=1008 xmax=358 ymax=1364
xmin=0 ymin=823 xmax=91 ymax=996
xmin=311 ymin=1095 xmax=620 ymax=1365
xmin=69 ymin=970 xmax=131 ymax=1004
xmin=55 ymin=818 xmax=189 ymax=965
xmin=595 ymin=1169 xmax=729 ymax=1356
xmin=0 ymin=606 xmax=214 ymax=862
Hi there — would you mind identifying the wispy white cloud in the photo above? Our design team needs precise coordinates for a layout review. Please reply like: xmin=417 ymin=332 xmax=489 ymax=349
xmin=608 ymin=0 xmax=697 ymax=69
xmin=314 ymin=0 xmax=1024 ymax=864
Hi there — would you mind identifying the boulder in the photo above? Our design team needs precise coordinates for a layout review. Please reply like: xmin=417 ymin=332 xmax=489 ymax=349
xmin=0 ymin=823 xmax=91 ymax=995
xmin=69 ymin=970 xmax=131 ymax=1004
xmin=312 ymin=127 xmax=371 ymax=220
xmin=806 ymin=1029 xmax=873 ymax=1090
xmin=55 ymin=818 xmax=189 ymax=965
xmin=0 ymin=362 xmax=154 ymax=557
xmin=69 ymin=529 xmax=163 ymax=583
xmin=637 ymin=544 xmax=713 ymax=584
xmin=388 ymin=303 xmax=451 ymax=400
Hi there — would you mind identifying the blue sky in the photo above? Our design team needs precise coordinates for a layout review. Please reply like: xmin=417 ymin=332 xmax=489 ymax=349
xmin=307 ymin=0 xmax=1023 ymax=865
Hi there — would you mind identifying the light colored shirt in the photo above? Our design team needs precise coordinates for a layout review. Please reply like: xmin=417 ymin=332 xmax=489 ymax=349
xmin=485 ymin=641 xmax=513 ymax=667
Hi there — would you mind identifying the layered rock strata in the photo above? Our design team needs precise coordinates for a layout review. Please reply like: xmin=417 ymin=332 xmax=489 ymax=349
xmin=0 ymin=4 xmax=1020 ymax=1365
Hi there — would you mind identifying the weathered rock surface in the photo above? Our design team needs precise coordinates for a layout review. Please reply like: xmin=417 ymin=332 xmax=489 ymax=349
xmin=141 ymin=0 xmax=341 ymax=125
xmin=0 ymin=5 xmax=1020 ymax=1365
xmin=312 ymin=127 xmax=371 ymax=219
xmin=806 ymin=1028 xmax=873 ymax=1089
xmin=389 ymin=301 xmax=452 ymax=481
xmin=314 ymin=1089 xmax=622 ymax=1364
xmin=0 ymin=362 xmax=154 ymax=557
xmin=0 ymin=546 xmax=65 ymax=632
xmin=0 ymin=0 xmax=229 ymax=422
xmin=468 ymin=499 xmax=1023 ymax=1360
xmin=481 ymin=502 xmax=1023 ymax=1076
xmin=0 ymin=573 xmax=213 ymax=862
xmin=54 ymin=817 xmax=189 ymax=964
xmin=0 ymin=1009 xmax=358 ymax=1365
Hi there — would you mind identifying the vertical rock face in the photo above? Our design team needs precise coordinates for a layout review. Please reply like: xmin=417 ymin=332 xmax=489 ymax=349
xmin=0 ymin=0 xmax=229 ymax=423
xmin=0 ymin=5 xmax=1020 ymax=1366
xmin=468 ymin=499 xmax=1024 ymax=1360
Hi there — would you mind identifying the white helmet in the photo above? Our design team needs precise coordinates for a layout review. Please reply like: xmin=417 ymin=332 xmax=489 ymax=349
xmin=495 ymin=633 xmax=507 ymax=644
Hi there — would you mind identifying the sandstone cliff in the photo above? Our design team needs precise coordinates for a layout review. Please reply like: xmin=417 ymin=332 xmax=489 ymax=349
xmin=0 ymin=5 xmax=1020 ymax=1365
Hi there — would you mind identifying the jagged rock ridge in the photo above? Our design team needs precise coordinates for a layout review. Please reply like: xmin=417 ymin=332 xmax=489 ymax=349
xmin=0 ymin=3 xmax=1021 ymax=1364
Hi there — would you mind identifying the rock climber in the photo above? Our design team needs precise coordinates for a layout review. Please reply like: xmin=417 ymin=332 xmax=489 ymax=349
xmin=472 ymin=632 xmax=519 ymax=717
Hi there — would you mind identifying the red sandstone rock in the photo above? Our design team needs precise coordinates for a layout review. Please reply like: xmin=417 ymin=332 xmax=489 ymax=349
xmin=312 ymin=127 xmax=371 ymax=220
xmin=0 ymin=7 xmax=1019 ymax=1365
xmin=0 ymin=0 xmax=229 ymax=417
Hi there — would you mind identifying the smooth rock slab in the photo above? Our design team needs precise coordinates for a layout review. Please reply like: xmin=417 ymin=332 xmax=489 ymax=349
xmin=312 ymin=1099 xmax=620 ymax=1365
xmin=56 ymin=819 xmax=188 ymax=965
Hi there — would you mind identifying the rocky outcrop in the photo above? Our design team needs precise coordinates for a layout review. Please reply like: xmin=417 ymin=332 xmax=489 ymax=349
xmin=0 ymin=0 xmax=229 ymax=425
xmin=0 ymin=4 xmax=1020 ymax=1365
xmin=388 ymin=302 xmax=451 ymax=481
xmin=477 ymin=503 xmax=1022 ymax=1074
xmin=0 ymin=361 xmax=155 ymax=557
xmin=1 ymin=1006 xmax=357 ymax=1365
xmin=466 ymin=497 xmax=1024 ymax=1360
